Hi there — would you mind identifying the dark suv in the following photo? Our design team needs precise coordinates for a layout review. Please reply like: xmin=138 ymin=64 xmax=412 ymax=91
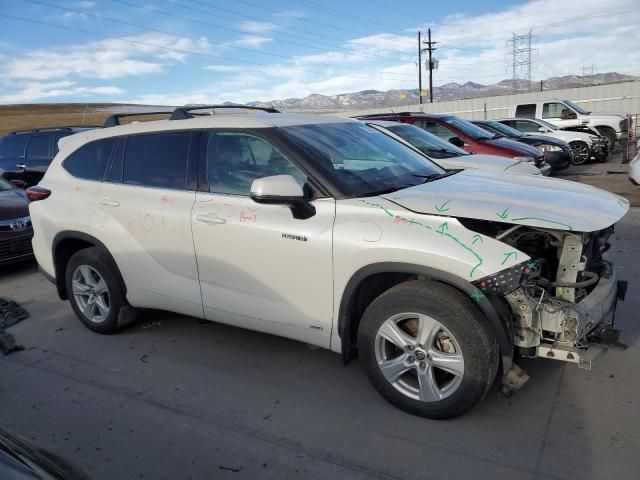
xmin=0 ymin=127 xmax=97 ymax=186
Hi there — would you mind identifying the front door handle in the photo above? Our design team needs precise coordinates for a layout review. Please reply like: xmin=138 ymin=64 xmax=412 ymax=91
xmin=16 ymin=163 xmax=26 ymax=170
xmin=194 ymin=213 xmax=226 ymax=225
xmin=98 ymin=198 xmax=120 ymax=207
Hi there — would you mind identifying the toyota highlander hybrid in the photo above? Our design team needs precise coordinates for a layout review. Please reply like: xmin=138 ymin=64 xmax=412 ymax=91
xmin=28 ymin=107 xmax=629 ymax=419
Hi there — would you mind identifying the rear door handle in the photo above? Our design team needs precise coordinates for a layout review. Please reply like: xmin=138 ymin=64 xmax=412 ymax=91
xmin=194 ymin=213 xmax=226 ymax=225
xmin=16 ymin=163 xmax=26 ymax=170
xmin=98 ymin=198 xmax=120 ymax=207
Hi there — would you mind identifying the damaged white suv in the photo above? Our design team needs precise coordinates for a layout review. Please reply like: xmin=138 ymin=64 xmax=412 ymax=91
xmin=28 ymin=107 xmax=629 ymax=419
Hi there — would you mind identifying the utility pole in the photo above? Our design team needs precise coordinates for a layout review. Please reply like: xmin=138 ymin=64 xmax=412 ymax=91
xmin=418 ymin=31 xmax=422 ymax=105
xmin=423 ymin=28 xmax=437 ymax=103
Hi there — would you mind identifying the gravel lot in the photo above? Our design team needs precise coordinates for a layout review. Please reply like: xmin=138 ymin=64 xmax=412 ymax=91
xmin=0 ymin=164 xmax=639 ymax=480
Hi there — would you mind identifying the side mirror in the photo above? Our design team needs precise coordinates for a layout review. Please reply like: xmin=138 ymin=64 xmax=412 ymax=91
xmin=449 ymin=137 xmax=465 ymax=148
xmin=250 ymin=175 xmax=315 ymax=219
xmin=10 ymin=179 xmax=27 ymax=189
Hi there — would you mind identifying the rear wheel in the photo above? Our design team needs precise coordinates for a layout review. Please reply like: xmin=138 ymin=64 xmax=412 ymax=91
xmin=65 ymin=247 xmax=127 ymax=334
xmin=569 ymin=141 xmax=590 ymax=165
xmin=357 ymin=280 xmax=498 ymax=419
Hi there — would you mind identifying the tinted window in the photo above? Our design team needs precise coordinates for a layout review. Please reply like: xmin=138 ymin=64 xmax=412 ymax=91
xmin=481 ymin=121 xmax=524 ymax=138
xmin=515 ymin=104 xmax=536 ymax=118
xmin=206 ymin=132 xmax=305 ymax=196
xmin=123 ymin=132 xmax=191 ymax=189
xmin=441 ymin=117 xmax=493 ymax=140
xmin=26 ymin=135 xmax=53 ymax=161
xmin=514 ymin=120 xmax=541 ymax=133
xmin=0 ymin=135 xmax=29 ymax=159
xmin=63 ymin=138 xmax=116 ymax=181
xmin=413 ymin=120 xmax=457 ymax=141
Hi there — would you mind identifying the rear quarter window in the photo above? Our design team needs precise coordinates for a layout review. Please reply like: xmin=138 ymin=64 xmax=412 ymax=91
xmin=63 ymin=138 xmax=117 ymax=181
xmin=0 ymin=134 xmax=29 ymax=159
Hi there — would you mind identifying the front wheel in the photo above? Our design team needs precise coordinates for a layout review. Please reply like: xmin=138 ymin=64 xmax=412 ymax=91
xmin=65 ymin=247 xmax=127 ymax=334
xmin=357 ymin=280 xmax=499 ymax=419
xmin=569 ymin=141 xmax=590 ymax=165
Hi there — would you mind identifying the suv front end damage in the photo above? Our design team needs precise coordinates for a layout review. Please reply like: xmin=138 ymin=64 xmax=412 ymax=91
xmin=473 ymin=224 xmax=627 ymax=373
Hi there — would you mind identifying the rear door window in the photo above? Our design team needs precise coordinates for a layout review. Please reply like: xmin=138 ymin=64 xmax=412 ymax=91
xmin=514 ymin=120 xmax=540 ymax=133
xmin=122 ymin=132 xmax=192 ymax=190
xmin=26 ymin=135 xmax=53 ymax=162
xmin=63 ymin=138 xmax=116 ymax=181
xmin=515 ymin=104 xmax=536 ymax=118
xmin=0 ymin=134 xmax=29 ymax=159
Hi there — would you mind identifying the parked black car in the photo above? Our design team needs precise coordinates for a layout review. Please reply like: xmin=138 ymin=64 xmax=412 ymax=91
xmin=0 ymin=127 xmax=97 ymax=186
xmin=0 ymin=427 xmax=87 ymax=479
xmin=0 ymin=177 xmax=33 ymax=265
xmin=471 ymin=119 xmax=572 ymax=171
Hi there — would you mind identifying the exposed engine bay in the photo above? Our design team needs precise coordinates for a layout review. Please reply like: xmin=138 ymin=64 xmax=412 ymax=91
xmin=465 ymin=219 xmax=627 ymax=370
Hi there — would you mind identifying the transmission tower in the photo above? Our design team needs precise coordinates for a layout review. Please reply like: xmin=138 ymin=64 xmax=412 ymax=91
xmin=507 ymin=30 xmax=534 ymax=94
xmin=582 ymin=65 xmax=595 ymax=85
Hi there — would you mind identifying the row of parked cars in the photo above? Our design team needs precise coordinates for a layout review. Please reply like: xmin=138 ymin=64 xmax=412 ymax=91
xmin=1 ymin=103 xmax=628 ymax=420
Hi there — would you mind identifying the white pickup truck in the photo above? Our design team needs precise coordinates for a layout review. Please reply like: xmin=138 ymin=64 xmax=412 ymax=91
xmin=508 ymin=99 xmax=631 ymax=148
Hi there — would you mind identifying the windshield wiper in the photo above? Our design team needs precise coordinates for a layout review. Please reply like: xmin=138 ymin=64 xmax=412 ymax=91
xmin=412 ymin=170 xmax=460 ymax=183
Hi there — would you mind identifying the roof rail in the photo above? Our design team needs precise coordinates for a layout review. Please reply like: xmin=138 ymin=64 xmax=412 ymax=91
xmin=170 ymin=105 xmax=280 ymax=120
xmin=102 ymin=111 xmax=173 ymax=128
xmin=8 ymin=126 xmax=101 ymax=135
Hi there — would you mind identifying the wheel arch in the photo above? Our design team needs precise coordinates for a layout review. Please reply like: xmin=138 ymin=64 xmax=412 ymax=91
xmin=52 ymin=231 xmax=126 ymax=300
xmin=337 ymin=262 xmax=513 ymax=365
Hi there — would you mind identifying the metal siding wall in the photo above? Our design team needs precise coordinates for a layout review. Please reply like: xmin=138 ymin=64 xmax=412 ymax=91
xmin=336 ymin=81 xmax=640 ymax=119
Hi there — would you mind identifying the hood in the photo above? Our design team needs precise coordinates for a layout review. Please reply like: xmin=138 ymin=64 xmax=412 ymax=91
xmin=382 ymin=169 xmax=629 ymax=233
xmin=0 ymin=189 xmax=29 ymax=221
xmin=440 ymin=154 xmax=520 ymax=173
xmin=516 ymin=134 xmax=569 ymax=147
xmin=586 ymin=112 xmax=627 ymax=119
xmin=486 ymin=137 xmax=542 ymax=157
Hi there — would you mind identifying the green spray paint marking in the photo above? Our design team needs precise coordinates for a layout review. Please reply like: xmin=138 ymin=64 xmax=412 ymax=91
xmin=526 ymin=261 xmax=538 ymax=271
xmin=510 ymin=216 xmax=573 ymax=231
xmin=470 ymin=290 xmax=485 ymax=302
xmin=436 ymin=222 xmax=484 ymax=278
xmin=359 ymin=200 xmax=483 ymax=278
xmin=434 ymin=200 xmax=452 ymax=213
xmin=472 ymin=234 xmax=483 ymax=245
xmin=501 ymin=251 xmax=518 ymax=265
xmin=496 ymin=208 xmax=510 ymax=220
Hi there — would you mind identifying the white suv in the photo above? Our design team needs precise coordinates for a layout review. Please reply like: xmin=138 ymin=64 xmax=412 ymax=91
xmin=28 ymin=107 xmax=629 ymax=419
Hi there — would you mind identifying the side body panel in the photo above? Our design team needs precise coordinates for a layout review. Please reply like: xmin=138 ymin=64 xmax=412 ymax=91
xmin=330 ymin=197 xmax=530 ymax=352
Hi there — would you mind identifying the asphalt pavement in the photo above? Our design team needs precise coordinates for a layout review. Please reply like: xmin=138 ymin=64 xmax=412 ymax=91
xmin=0 ymin=209 xmax=639 ymax=480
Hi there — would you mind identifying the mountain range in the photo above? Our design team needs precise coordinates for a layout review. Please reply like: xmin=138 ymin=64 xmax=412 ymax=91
xmin=243 ymin=72 xmax=637 ymax=111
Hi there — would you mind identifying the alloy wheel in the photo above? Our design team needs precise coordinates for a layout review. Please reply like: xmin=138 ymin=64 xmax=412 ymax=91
xmin=71 ymin=265 xmax=111 ymax=323
xmin=571 ymin=143 xmax=590 ymax=165
xmin=374 ymin=313 xmax=464 ymax=402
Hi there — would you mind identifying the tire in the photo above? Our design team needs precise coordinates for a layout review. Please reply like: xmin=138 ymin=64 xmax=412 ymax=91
xmin=569 ymin=141 xmax=590 ymax=165
xmin=596 ymin=127 xmax=617 ymax=152
xmin=65 ymin=247 xmax=127 ymax=334
xmin=357 ymin=280 xmax=499 ymax=419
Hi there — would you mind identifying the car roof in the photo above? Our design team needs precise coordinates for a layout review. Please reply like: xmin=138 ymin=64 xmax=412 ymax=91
xmin=56 ymin=113 xmax=359 ymax=153
xmin=5 ymin=126 xmax=98 ymax=136
xmin=496 ymin=118 xmax=540 ymax=122
xmin=357 ymin=112 xmax=451 ymax=119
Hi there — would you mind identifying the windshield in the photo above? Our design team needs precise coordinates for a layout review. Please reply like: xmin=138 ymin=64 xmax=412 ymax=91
xmin=563 ymin=100 xmax=590 ymax=115
xmin=441 ymin=117 xmax=493 ymax=140
xmin=280 ymin=122 xmax=445 ymax=197
xmin=383 ymin=123 xmax=469 ymax=159
xmin=535 ymin=118 xmax=559 ymax=131
xmin=482 ymin=121 xmax=524 ymax=138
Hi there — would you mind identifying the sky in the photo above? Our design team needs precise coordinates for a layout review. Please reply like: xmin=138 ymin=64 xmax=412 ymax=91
xmin=0 ymin=0 xmax=639 ymax=105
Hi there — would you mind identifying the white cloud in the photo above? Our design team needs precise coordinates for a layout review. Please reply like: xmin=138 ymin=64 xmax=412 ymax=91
xmin=238 ymin=21 xmax=277 ymax=34
xmin=0 ymin=81 xmax=125 ymax=103
xmin=233 ymin=36 xmax=273 ymax=48
xmin=75 ymin=1 xmax=96 ymax=7
xmin=6 ymin=33 xmax=209 ymax=81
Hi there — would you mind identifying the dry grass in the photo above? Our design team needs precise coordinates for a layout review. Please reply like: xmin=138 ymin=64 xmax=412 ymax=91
xmin=0 ymin=103 xmax=169 ymax=134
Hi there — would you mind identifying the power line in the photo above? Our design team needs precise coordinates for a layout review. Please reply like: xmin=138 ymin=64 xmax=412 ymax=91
xmin=290 ymin=0 xmax=404 ymax=32
xmin=111 ymin=0 xmax=407 ymax=63
xmin=0 ymin=13 xmax=417 ymax=82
